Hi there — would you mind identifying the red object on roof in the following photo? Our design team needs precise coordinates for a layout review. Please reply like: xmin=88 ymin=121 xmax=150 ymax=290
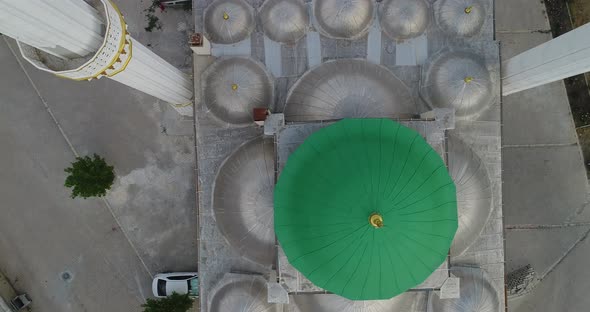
xmin=253 ymin=108 xmax=269 ymax=122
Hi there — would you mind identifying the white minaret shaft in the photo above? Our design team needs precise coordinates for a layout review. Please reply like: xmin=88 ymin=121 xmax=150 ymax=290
xmin=110 ymin=43 xmax=194 ymax=107
xmin=0 ymin=0 xmax=104 ymax=58
xmin=0 ymin=0 xmax=193 ymax=115
xmin=502 ymin=22 xmax=590 ymax=96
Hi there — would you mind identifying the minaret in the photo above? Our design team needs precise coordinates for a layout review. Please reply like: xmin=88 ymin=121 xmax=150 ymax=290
xmin=0 ymin=0 xmax=193 ymax=116
xmin=502 ymin=22 xmax=590 ymax=96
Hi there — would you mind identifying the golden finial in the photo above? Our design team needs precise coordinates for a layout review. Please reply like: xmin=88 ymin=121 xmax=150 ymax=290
xmin=369 ymin=213 xmax=384 ymax=228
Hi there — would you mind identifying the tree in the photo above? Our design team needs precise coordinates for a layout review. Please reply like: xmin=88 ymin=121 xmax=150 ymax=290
xmin=64 ymin=154 xmax=115 ymax=199
xmin=142 ymin=293 xmax=193 ymax=312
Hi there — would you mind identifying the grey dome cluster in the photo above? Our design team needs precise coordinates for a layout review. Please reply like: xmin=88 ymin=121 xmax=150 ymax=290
xmin=313 ymin=0 xmax=375 ymax=39
xmin=429 ymin=267 xmax=500 ymax=312
xmin=379 ymin=0 xmax=430 ymax=40
xmin=202 ymin=57 xmax=274 ymax=125
xmin=421 ymin=50 xmax=492 ymax=118
xmin=285 ymin=59 xmax=416 ymax=122
xmin=213 ymin=137 xmax=276 ymax=266
xmin=209 ymin=276 xmax=280 ymax=312
xmin=434 ymin=0 xmax=486 ymax=37
xmin=259 ymin=0 xmax=309 ymax=43
xmin=205 ymin=0 xmax=309 ymax=44
xmin=447 ymin=135 xmax=493 ymax=256
xmin=204 ymin=0 xmax=255 ymax=44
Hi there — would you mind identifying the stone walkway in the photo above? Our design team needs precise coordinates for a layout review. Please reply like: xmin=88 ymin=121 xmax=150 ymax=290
xmin=497 ymin=0 xmax=590 ymax=310
xmin=0 ymin=1 xmax=197 ymax=310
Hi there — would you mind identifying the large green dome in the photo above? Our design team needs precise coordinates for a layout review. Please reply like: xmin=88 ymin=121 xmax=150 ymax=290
xmin=274 ymin=118 xmax=458 ymax=300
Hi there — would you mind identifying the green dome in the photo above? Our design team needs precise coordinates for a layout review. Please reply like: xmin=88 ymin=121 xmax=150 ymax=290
xmin=274 ymin=118 xmax=457 ymax=300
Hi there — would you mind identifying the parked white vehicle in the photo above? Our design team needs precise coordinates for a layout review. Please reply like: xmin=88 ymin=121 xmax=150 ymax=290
xmin=151 ymin=272 xmax=199 ymax=298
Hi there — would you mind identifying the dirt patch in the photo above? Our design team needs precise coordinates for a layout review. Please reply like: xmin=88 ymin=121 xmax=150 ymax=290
xmin=544 ymin=0 xmax=590 ymax=174
xmin=568 ymin=0 xmax=590 ymax=175
xmin=544 ymin=0 xmax=590 ymax=125
xmin=569 ymin=0 xmax=590 ymax=96
xmin=545 ymin=0 xmax=573 ymax=34
xmin=565 ymin=75 xmax=590 ymax=127
xmin=577 ymin=127 xmax=590 ymax=174
xmin=566 ymin=0 xmax=590 ymax=128
xmin=569 ymin=0 xmax=590 ymax=26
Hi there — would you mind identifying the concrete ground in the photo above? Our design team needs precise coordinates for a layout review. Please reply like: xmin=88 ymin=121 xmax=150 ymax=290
xmin=0 ymin=1 xmax=197 ymax=312
xmin=497 ymin=0 xmax=590 ymax=310
xmin=0 ymin=272 xmax=20 ymax=310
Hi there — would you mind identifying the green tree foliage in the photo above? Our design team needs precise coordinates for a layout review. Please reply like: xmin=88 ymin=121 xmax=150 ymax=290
xmin=142 ymin=293 xmax=193 ymax=312
xmin=64 ymin=154 xmax=115 ymax=199
xmin=144 ymin=0 xmax=163 ymax=32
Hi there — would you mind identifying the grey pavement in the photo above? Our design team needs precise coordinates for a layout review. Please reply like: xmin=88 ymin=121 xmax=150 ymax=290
xmin=0 ymin=37 xmax=151 ymax=311
xmin=115 ymin=0 xmax=193 ymax=72
xmin=497 ymin=0 xmax=590 ymax=310
xmin=503 ymin=145 xmax=588 ymax=225
xmin=510 ymin=228 xmax=590 ymax=312
xmin=0 ymin=1 xmax=197 ymax=311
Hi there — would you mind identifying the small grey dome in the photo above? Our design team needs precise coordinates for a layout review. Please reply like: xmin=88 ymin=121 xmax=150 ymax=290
xmin=292 ymin=292 xmax=427 ymax=312
xmin=260 ymin=0 xmax=309 ymax=43
xmin=379 ymin=0 xmax=430 ymax=40
xmin=422 ymin=51 xmax=492 ymax=118
xmin=209 ymin=275 xmax=281 ymax=312
xmin=204 ymin=0 xmax=255 ymax=44
xmin=429 ymin=266 xmax=500 ymax=312
xmin=434 ymin=0 xmax=486 ymax=37
xmin=313 ymin=0 xmax=375 ymax=39
xmin=284 ymin=59 xmax=416 ymax=122
xmin=202 ymin=57 xmax=274 ymax=125
xmin=213 ymin=137 xmax=275 ymax=266
xmin=447 ymin=135 xmax=493 ymax=256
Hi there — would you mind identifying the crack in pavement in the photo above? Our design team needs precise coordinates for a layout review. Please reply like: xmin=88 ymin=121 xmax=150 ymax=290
xmin=496 ymin=29 xmax=552 ymax=33
xmin=502 ymin=143 xmax=579 ymax=148
xmin=537 ymin=225 xmax=590 ymax=282
xmin=507 ymin=217 xmax=590 ymax=296
xmin=506 ymin=222 xmax=590 ymax=230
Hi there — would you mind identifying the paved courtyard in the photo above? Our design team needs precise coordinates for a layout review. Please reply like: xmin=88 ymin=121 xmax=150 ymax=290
xmin=497 ymin=0 xmax=590 ymax=310
xmin=0 ymin=1 xmax=197 ymax=311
